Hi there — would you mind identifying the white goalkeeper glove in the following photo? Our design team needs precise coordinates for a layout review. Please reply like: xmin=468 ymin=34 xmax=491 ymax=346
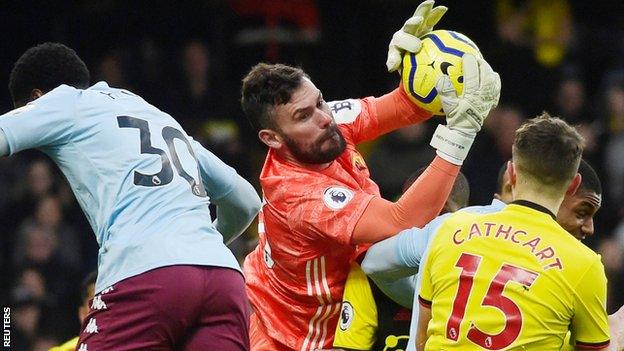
xmin=386 ymin=0 xmax=448 ymax=73
xmin=430 ymin=54 xmax=501 ymax=165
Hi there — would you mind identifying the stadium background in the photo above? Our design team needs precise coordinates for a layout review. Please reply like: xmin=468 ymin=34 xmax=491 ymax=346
xmin=0 ymin=0 xmax=623 ymax=349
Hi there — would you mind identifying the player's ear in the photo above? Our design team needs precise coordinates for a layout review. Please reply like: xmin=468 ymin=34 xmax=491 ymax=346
xmin=258 ymin=129 xmax=283 ymax=149
xmin=507 ymin=161 xmax=516 ymax=186
xmin=566 ymin=173 xmax=582 ymax=196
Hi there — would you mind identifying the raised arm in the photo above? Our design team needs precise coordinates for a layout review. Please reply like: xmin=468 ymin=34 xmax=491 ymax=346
xmin=351 ymin=54 xmax=500 ymax=245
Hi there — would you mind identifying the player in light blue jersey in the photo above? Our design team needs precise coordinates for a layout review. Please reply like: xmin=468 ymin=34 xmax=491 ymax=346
xmin=0 ymin=43 xmax=261 ymax=350
xmin=361 ymin=192 xmax=505 ymax=351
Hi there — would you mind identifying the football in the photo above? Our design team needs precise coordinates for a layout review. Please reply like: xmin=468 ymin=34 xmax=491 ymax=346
xmin=401 ymin=30 xmax=482 ymax=115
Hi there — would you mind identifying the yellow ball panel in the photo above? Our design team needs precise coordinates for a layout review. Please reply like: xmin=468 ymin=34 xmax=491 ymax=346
xmin=401 ymin=30 xmax=482 ymax=115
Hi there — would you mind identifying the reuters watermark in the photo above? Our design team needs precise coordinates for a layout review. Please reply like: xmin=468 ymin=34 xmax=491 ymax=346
xmin=2 ymin=307 xmax=9 ymax=349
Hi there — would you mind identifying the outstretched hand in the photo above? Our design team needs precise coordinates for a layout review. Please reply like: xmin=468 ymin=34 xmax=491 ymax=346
xmin=436 ymin=54 xmax=501 ymax=136
xmin=386 ymin=0 xmax=448 ymax=73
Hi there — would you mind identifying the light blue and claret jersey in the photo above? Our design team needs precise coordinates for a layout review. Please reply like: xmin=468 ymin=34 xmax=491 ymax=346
xmin=0 ymin=82 xmax=242 ymax=293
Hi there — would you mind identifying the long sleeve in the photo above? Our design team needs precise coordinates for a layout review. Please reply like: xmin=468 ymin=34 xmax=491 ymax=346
xmin=212 ymin=174 xmax=262 ymax=244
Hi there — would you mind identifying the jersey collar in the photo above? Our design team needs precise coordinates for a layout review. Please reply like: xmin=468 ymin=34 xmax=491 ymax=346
xmin=509 ymin=200 xmax=556 ymax=220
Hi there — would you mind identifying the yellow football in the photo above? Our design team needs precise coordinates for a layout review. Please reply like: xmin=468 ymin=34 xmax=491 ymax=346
xmin=402 ymin=30 xmax=482 ymax=115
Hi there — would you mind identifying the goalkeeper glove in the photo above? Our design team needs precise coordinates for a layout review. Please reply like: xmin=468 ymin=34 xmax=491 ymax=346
xmin=386 ymin=0 xmax=448 ymax=73
xmin=430 ymin=54 xmax=501 ymax=165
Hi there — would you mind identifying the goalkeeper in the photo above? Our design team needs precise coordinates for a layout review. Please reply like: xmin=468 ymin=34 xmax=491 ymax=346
xmin=240 ymin=1 xmax=501 ymax=350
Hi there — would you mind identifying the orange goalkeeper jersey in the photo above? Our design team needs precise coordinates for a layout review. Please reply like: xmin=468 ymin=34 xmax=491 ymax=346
xmin=244 ymin=93 xmax=433 ymax=351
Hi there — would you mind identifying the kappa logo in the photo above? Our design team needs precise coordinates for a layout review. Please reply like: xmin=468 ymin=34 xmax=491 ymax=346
xmin=78 ymin=343 xmax=88 ymax=351
xmin=323 ymin=187 xmax=353 ymax=210
xmin=84 ymin=318 xmax=99 ymax=334
xmin=100 ymin=286 xmax=114 ymax=294
xmin=91 ymin=295 xmax=107 ymax=310
xmin=339 ymin=301 xmax=354 ymax=331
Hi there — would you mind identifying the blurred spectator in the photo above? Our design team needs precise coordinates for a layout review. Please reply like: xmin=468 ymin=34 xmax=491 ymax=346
xmin=367 ymin=123 xmax=435 ymax=199
xmin=463 ymin=105 xmax=524 ymax=205
xmin=94 ymin=49 xmax=141 ymax=95
xmin=12 ymin=224 xmax=80 ymax=342
xmin=554 ymin=76 xmax=588 ymax=124
xmin=163 ymin=40 xmax=226 ymax=136
xmin=496 ymin=0 xmax=574 ymax=68
xmin=14 ymin=195 xmax=81 ymax=270
xmin=49 ymin=271 xmax=97 ymax=351
xmin=229 ymin=0 xmax=320 ymax=62
xmin=15 ymin=268 xmax=46 ymax=301
xmin=604 ymin=82 xmax=624 ymax=206
xmin=599 ymin=234 xmax=624 ymax=313
xmin=10 ymin=288 xmax=42 ymax=351
xmin=6 ymin=159 xmax=57 ymax=231
xmin=494 ymin=0 xmax=575 ymax=115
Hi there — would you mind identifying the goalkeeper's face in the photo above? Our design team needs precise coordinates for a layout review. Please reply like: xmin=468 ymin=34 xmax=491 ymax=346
xmin=271 ymin=78 xmax=346 ymax=165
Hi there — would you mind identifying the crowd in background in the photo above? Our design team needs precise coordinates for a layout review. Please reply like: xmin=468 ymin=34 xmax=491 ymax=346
xmin=1 ymin=0 xmax=623 ymax=349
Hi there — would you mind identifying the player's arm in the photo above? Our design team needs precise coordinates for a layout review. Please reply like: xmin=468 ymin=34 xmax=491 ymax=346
xmin=607 ymin=305 xmax=624 ymax=351
xmin=359 ymin=216 xmax=447 ymax=308
xmin=571 ymin=259 xmax=611 ymax=350
xmin=333 ymin=265 xmax=378 ymax=351
xmin=212 ymin=175 xmax=262 ymax=244
xmin=191 ymin=140 xmax=261 ymax=243
xmin=351 ymin=157 xmax=456 ymax=244
xmin=415 ymin=236 xmax=437 ymax=351
xmin=0 ymin=88 xmax=78 ymax=156
xmin=416 ymin=303 xmax=432 ymax=351
xmin=361 ymin=215 xmax=447 ymax=278
xmin=351 ymin=56 xmax=500 ymax=245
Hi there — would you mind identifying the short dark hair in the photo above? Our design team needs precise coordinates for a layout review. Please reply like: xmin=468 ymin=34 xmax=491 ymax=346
xmin=578 ymin=159 xmax=602 ymax=195
xmin=513 ymin=113 xmax=584 ymax=189
xmin=403 ymin=168 xmax=470 ymax=209
xmin=80 ymin=270 xmax=97 ymax=303
xmin=9 ymin=42 xmax=90 ymax=106
xmin=240 ymin=63 xmax=308 ymax=131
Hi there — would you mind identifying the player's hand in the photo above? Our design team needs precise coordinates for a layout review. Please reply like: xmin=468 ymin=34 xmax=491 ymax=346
xmin=609 ymin=305 xmax=624 ymax=351
xmin=386 ymin=0 xmax=448 ymax=73
xmin=436 ymin=54 xmax=501 ymax=136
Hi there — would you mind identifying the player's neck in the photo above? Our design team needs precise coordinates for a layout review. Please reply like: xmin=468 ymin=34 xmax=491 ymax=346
xmin=512 ymin=186 xmax=564 ymax=216
xmin=277 ymin=151 xmax=332 ymax=171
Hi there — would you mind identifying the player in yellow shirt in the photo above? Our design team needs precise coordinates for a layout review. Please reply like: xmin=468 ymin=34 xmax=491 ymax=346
xmin=334 ymin=170 xmax=469 ymax=351
xmin=417 ymin=114 xmax=610 ymax=350
xmin=49 ymin=271 xmax=96 ymax=351
xmin=497 ymin=159 xmax=624 ymax=351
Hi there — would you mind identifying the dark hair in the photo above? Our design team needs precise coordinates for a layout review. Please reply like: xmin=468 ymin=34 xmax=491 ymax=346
xmin=240 ymin=63 xmax=308 ymax=131
xmin=513 ymin=112 xmax=584 ymax=188
xmin=80 ymin=270 xmax=97 ymax=303
xmin=578 ymin=159 xmax=602 ymax=195
xmin=9 ymin=42 xmax=90 ymax=106
xmin=403 ymin=168 xmax=470 ymax=208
